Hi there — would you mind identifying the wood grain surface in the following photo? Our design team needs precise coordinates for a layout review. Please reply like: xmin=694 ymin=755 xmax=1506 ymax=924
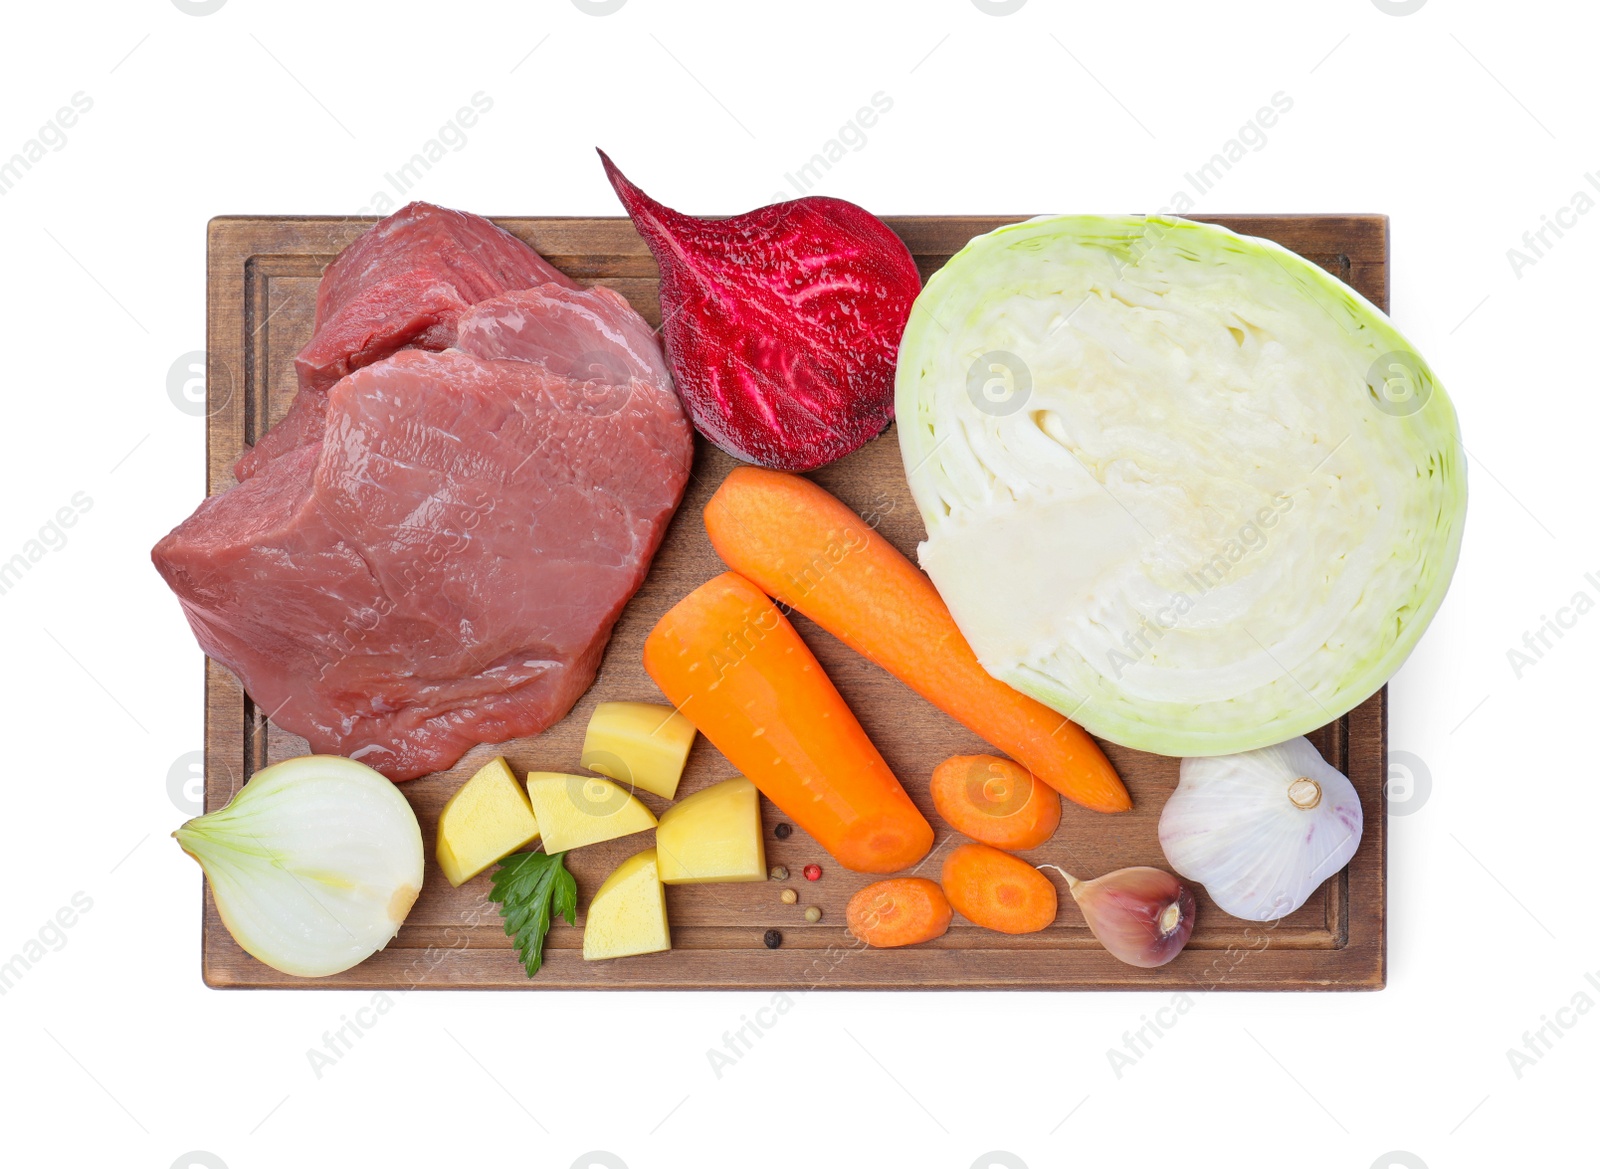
xmin=199 ymin=214 xmax=1389 ymax=990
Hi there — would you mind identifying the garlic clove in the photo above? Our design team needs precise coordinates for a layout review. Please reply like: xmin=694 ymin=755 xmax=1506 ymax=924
xmin=1057 ymin=865 xmax=1196 ymax=968
xmin=1160 ymin=736 xmax=1363 ymax=922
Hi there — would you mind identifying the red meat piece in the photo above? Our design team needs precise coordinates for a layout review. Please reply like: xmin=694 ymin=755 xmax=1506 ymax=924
xmin=154 ymin=292 xmax=690 ymax=780
xmin=236 ymin=202 xmax=575 ymax=481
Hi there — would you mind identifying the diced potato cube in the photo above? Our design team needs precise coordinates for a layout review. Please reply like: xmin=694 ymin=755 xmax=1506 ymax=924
xmin=436 ymin=757 xmax=541 ymax=887
xmin=526 ymin=771 xmax=657 ymax=854
xmin=581 ymin=701 xmax=697 ymax=800
xmin=655 ymin=777 xmax=767 ymax=884
xmin=583 ymin=848 xmax=671 ymax=961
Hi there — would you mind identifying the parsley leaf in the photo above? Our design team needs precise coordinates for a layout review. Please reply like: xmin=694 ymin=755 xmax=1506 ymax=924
xmin=488 ymin=850 xmax=577 ymax=978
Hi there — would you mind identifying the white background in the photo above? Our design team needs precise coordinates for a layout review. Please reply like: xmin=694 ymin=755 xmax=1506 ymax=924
xmin=0 ymin=2 xmax=1590 ymax=1167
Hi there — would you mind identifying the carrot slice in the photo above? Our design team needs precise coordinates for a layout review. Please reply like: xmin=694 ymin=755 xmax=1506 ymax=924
xmin=940 ymin=842 xmax=1058 ymax=934
xmin=643 ymin=571 xmax=933 ymax=874
xmin=846 ymin=878 xmax=952 ymax=948
xmin=930 ymin=755 xmax=1061 ymax=851
xmin=703 ymin=467 xmax=1131 ymax=813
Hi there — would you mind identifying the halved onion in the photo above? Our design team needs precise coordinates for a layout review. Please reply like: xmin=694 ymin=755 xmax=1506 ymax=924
xmin=174 ymin=755 xmax=424 ymax=977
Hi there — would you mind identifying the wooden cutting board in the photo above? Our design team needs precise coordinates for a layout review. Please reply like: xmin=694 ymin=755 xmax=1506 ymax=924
xmin=200 ymin=214 xmax=1388 ymax=990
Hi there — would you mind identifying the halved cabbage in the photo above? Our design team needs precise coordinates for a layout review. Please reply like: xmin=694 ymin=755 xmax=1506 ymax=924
xmin=897 ymin=215 xmax=1464 ymax=756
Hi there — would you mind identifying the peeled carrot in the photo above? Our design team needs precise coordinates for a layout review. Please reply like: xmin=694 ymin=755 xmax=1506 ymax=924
xmin=941 ymin=842 xmax=1058 ymax=934
xmin=930 ymin=755 xmax=1061 ymax=851
xmin=846 ymin=878 xmax=952 ymax=948
xmin=704 ymin=467 xmax=1130 ymax=813
xmin=643 ymin=571 xmax=933 ymax=874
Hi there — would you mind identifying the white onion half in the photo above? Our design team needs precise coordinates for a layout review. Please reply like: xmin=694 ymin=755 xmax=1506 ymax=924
xmin=174 ymin=755 xmax=424 ymax=977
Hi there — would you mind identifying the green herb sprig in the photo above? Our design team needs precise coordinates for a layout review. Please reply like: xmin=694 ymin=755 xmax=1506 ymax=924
xmin=488 ymin=850 xmax=577 ymax=978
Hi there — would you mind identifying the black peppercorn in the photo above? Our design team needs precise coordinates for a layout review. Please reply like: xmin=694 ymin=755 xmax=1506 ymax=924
xmin=774 ymin=823 xmax=793 ymax=840
xmin=763 ymin=929 xmax=782 ymax=949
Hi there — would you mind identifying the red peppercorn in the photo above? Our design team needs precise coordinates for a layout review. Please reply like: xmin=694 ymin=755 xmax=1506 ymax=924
xmin=803 ymin=864 xmax=822 ymax=881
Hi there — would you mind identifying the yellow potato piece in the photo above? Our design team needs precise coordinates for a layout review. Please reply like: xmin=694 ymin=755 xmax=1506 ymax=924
xmin=655 ymin=777 xmax=767 ymax=885
xmin=580 ymin=701 xmax=697 ymax=800
xmin=435 ymin=758 xmax=541 ymax=887
xmin=583 ymin=848 xmax=671 ymax=961
xmin=526 ymin=771 xmax=657 ymax=854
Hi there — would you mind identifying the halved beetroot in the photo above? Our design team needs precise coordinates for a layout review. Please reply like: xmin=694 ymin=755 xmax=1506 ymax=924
xmin=600 ymin=151 xmax=920 ymax=471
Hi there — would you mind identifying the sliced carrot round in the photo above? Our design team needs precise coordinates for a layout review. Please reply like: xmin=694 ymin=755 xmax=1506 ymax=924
xmin=846 ymin=878 xmax=952 ymax=948
xmin=940 ymin=842 xmax=1058 ymax=935
xmin=930 ymin=755 xmax=1061 ymax=851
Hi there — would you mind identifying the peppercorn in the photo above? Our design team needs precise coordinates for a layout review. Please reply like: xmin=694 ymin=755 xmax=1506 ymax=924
xmin=774 ymin=822 xmax=793 ymax=840
xmin=803 ymin=863 xmax=822 ymax=881
xmin=780 ymin=889 xmax=798 ymax=905
xmin=804 ymin=906 xmax=822 ymax=923
xmin=763 ymin=929 xmax=782 ymax=949
xmin=769 ymin=865 xmax=789 ymax=881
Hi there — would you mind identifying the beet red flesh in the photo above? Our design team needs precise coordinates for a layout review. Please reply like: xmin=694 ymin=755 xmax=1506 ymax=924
xmin=600 ymin=151 xmax=921 ymax=471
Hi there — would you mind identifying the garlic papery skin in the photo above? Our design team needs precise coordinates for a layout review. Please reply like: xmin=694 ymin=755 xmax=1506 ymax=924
xmin=1159 ymin=736 xmax=1363 ymax=922
xmin=174 ymin=755 xmax=424 ymax=978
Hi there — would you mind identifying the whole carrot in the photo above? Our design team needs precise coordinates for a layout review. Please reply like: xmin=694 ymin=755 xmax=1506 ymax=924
xmin=704 ymin=467 xmax=1131 ymax=813
xmin=643 ymin=571 xmax=933 ymax=874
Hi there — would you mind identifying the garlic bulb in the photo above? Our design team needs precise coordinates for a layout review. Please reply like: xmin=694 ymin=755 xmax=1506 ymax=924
xmin=174 ymin=755 xmax=424 ymax=977
xmin=1159 ymin=737 xmax=1363 ymax=922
